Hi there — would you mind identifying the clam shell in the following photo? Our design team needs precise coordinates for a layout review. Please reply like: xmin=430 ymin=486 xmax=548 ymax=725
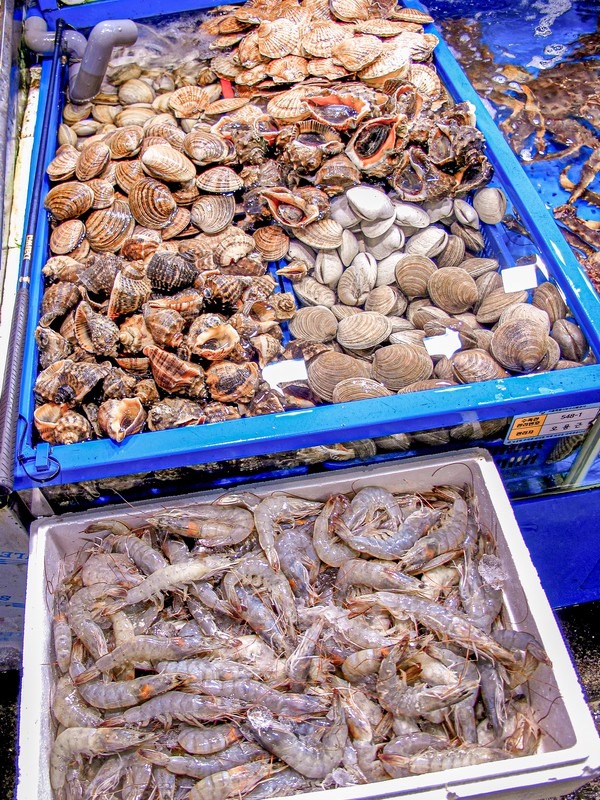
xmin=453 ymin=198 xmax=480 ymax=229
xmin=190 ymin=194 xmax=235 ymax=234
xmin=450 ymin=222 xmax=485 ymax=253
xmin=108 ymin=126 xmax=144 ymax=160
xmin=532 ymin=282 xmax=567 ymax=325
xmin=293 ymin=219 xmax=344 ymax=250
xmin=58 ymin=124 xmax=78 ymax=147
xmin=314 ymin=250 xmax=344 ymax=288
xmin=451 ymin=349 xmax=509 ymax=383
xmin=536 ymin=336 xmax=561 ymax=372
xmin=371 ymin=343 xmax=433 ymax=390
xmin=141 ymin=144 xmax=196 ymax=182
xmin=184 ymin=131 xmax=232 ymax=166
xmin=330 ymin=194 xmax=361 ymax=229
xmin=405 ymin=226 xmax=448 ymax=258
xmin=115 ymin=105 xmax=157 ymax=128
xmin=129 ymin=177 xmax=177 ymax=229
xmin=293 ymin=276 xmax=337 ymax=307
xmin=75 ymin=141 xmax=110 ymax=182
xmin=266 ymin=89 xmax=310 ymax=123
xmin=427 ymin=267 xmax=478 ymax=314
xmin=347 ymin=185 xmax=393 ymax=221
xmin=121 ymin=228 xmax=162 ymax=261
xmin=331 ymin=304 xmax=363 ymax=321
xmin=475 ymin=289 xmax=529 ymax=325
xmin=196 ymin=166 xmax=243 ymax=194
xmin=409 ymin=303 xmax=449 ymax=330
xmin=473 ymin=187 xmax=507 ymax=225
xmin=303 ymin=21 xmax=354 ymax=59
xmin=162 ymin=207 xmax=192 ymax=241
xmin=490 ymin=319 xmax=549 ymax=373
xmin=550 ymin=318 xmax=588 ymax=362
xmin=214 ymin=230 xmax=256 ymax=267
xmin=337 ymin=255 xmax=377 ymax=306
xmin=394 ymin=202 xmax=430 ymax=228
xmin=115 ymin=159 xmax=145 ymax=194
xmin=253 ymin=226 xmax=290 ymax=261
xmin=332 ymin=377 xmax=392 ymax=402
xmin=85 ymin=178 xmax=116 ymax=209
xmin=47 ymin=145 xmax=79 ymax=181
xmin=460 ymin=257 xmax=499 ymax=278
xmin=364 ymin=224 xmax=404 ymax=259
xmin=44 ymin=182 xmax=95 ymax=221
xmin=50 ymin=219 xmax=86 ymax=255
xmin=85 ymin=200 xmax=135 ymax=252
xmin=498 ymin=302 xmax=550 ymax=333
xmin=336 ymin=311 xmax=392 ymax=350
xmin=394 ymin=254 xmax=437 ymax=299
xmin=389 ymin=329 xmax=426 ymax=347
xmin=307 ymin=350 xmax=371 ymax=401
xmin=331 ymin=35 xmax=384 ymax=72
xmin=118 ymin=79 xmax=155 ymax=105
xmin=365 ymin=285 xmax=406 ymax=316
xmin=436 ymin=235 xmax=466 ymax=269
xmin=398 ymin=379 xmax=456 ymax=394
xmin=289 ymin=305 xmax=338 ymax=342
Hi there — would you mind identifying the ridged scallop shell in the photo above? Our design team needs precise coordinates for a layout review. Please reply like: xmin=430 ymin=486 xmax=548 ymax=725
xmin=473 ymin=187 xmax=507 ymax=225
xmin=307 ymin=58 xmax=349 ymax=80
xmin=107 ymin=267 xmax=152 ymax=319
xmin=50 ymin=219 xmax=86 ymax=255
xmin=257 ymin=19 xmax=300 ymax=59
xmin=307 ymin=350 xmax=371 ymax=401
xmin=331 ymin=35 xmax=384 ymax=72
xmin=409 ymin=62 xmax=442 ymax=98
xmin=204 ymin=98 xmax=250 ymax=116
xmin=336 ymin=311 xmax=392 ymax=350
xmin=451 ymin=349 xmax=509 ymax=383
xmin=85 ymin=200 xmax=135 ymax=252
xmin=293 ymin=219 xmax=343 ymax=250
xmin=475 ymin=289 xmax=529 ymax=325
xmin=356 ymin=19 xmax=420 ymax=36
xmin=532 ymin=282 xmax=567 ymax=325
xmin=184 ymin=131 xmax=233 ymax=166
xmin=371 ymin=343 xmax=433 ymax=390
xmin=331 ymin=377 xmax=392 ymax=402
xmin=147 ymin=251 xmax=197 ymax=292
xmin=141 ymin=144 xmax=196 ymax=183
xmin=266 ymin=89 xmax=311 ymax=123
xmin=196 ymin=166 xmax=244 ymax=194
xmin=393 ymin=7 xmax=433 ymax=23
xmin=190 ymin=194 xmax=235 ymax=234
xmin=169 ymin=85 xmax=222 ymax=118
xmin=253 ymin=226 xmax=290 ymax=261
xmin=129 ymin=178 xmax=177 ymax=229
xmin=330 ymin=0 xmax=370 ymax=22
xmin=205 ymin=360 xmax=260 ymax=403
xmin=47 ymin=145 xmax=79 ymax=181
xmin=359 ymin=42 xmax=411 ymax=85
xmin=427 ymin=267 xmax=478 ymax=314
xmin=98 ymin=398 xmax=146 ymax=442
xmin=44 ymin=182 xmax=95 ymax=221
xmin=294 ymin=276 xmax=337 ymax=307
xmin=551 ymin=318 xmax=588 ymax=362
xmin=75 ymin=141 xmax=111 ymax=182
xmin=74 ymin=302 xmax=119 ymax=356
xmin=394 ymin=254 xmax=437 ymax=299
xmin=490 ymin=319 xmax=549 ymax=373
xmin=266 ymin=56 xmax=309 ymax=84
xmin=303 ymin=22 xmax=354 ymax=59
xmin=108 ymin=125 xmax=144 ymax=158
xmin=289 ymin=305 xmax=338 ymax=342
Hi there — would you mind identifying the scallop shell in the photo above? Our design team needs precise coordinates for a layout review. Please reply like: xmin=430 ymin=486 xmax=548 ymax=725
xmin=169 ymin=85 xmax=222 ymax=118
xmin=98 ymin=398 xmax=146 ymax=442
xmin=253 ymin=226 xmax=290 ymax=261
xmin=303 ymin=21 xmax=354 ymax=59
xmin=293 ymin=219 xmax=344 ymax=250
xmin=394 ymin=254 xmax=437 ymax=299
xmin=392 ymin=7 xmax=433 ymax=23
xmin=331 ymin=377 xmax=392 ymax=402
xmin=294 ymin=276 xmax=337 ymax=307
xmin=371 ymin=343 xmax=433 ymax=390
xmin=266 ymin=56 xmax=310 ymax=84
xmin=44 ymin=182 xmax=95 ymax=221
xmin=356 ymin=19 xmax=420 ymax=36
xmin=451 ymin=349 xmax=510 ymax=383
xmin=532 ymin=282 xmax=567 ymax=325
xmin=336 ymin=311 xmax=393 ymax=350
xmin=144 ymin=344 xmax=207 ymax=399
xmin=409 ymin=63 xmax=442 ymax=98
xmin=107 ymin=268 xmax=152 ymax=319
xmin=288 ymin=305 xmax=338 ymax=342
xmin=257 ymin=19 xmax=300 ymax=59
xmin=359 ymin=42 xmax=411 ymax=86
xmin=427 ymin=267 xmax=478 ymax=314
xmin=205 ymin=360 xmax=260 ymax=403
xmin=49 ymin=219 xmax=86 ymax=256
xmin=490 ymin=319 xmax=549 ymax=373
xmin=331 ymin=35 xmax=384 ymax=72
xmin=473 ymin=187 xmax=507 ymax=225
xmin=550 ymin=318 xmax=588 ymax=362
xmin=190 ymin=194 xmax=235 ymax=234
xmin=129 ymin=178 xmax=178 ymax=229
xmin=141 ymin=144 xmax=196 ymax=183
xmin=475 ymin=289 xmax=529 ymax=325
xmin=85 ymin=200 xmax=135 ymax=252
xmin=307 ymin=350 xmax=371 ymax=401
xmin=47 ymin=145 xmax=80 ymax=181
xmin=196 ymin=166 xmax=244 ymax=194
xmin=330 ymin=0 xmax=370 ymax=22
xmin=307 ymin=58 xmax=349 ymax=80
xmin=266 ymin=89 xmax=311 ymax=123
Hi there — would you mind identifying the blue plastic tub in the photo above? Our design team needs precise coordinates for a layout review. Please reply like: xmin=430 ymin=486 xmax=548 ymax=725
xmin=14 ymin=1 xmax=600 ymax=494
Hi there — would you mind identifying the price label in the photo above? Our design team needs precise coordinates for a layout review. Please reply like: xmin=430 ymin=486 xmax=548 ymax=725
xmin=505 ymin=404 xmax=599 ymax=443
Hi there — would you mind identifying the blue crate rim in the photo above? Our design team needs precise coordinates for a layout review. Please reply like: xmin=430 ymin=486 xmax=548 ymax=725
xmin=14 ymin=4 xmax=600 ymax=490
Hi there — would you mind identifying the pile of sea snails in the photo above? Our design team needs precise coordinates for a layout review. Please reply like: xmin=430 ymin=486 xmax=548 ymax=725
xmin=33 ymin=0 xmax=593 ymax=446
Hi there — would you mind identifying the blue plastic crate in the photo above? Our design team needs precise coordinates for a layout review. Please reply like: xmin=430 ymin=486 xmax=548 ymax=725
xmin=14 ymin=1 xmax=600 ymax=494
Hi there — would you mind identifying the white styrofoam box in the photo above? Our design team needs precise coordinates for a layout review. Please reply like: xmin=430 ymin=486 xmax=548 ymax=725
xmin=18 ymin=448 xmax=600 ymax=800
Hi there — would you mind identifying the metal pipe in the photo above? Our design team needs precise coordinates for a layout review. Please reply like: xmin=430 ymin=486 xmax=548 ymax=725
xmin=0 ymin=21 xmax=66 ymax=503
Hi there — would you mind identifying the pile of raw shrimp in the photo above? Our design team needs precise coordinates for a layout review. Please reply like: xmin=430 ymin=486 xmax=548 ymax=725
xmin=50 ymin=484 xmax=550 ymax=800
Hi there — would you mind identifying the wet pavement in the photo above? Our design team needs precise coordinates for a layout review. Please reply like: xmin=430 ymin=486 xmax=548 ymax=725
xmin=1 ymin=602 xmax=599 ymax=799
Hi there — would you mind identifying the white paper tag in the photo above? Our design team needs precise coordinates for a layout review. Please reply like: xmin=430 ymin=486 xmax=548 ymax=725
xmin=262 ymin=359 xmax=308 ymax=393
xmin=501 ymin=263 xmax=539 ymax=292
xmin=423 ymin=329 xmax=463 ymax=359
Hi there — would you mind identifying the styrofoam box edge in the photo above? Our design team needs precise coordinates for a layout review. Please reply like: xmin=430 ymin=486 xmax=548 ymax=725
xmin=18 ymin=448 xmax=600 ymax=800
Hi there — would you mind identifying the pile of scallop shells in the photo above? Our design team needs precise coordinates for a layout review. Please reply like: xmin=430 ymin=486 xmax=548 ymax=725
xmin=32 ymin=0 xmax=592 ymax=446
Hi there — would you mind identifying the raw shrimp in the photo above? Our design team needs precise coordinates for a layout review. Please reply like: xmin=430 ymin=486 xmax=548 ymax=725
xmin=120 ymin=556 xmax=231 ymax=607
xmin=188 ymin=760 xmax=278 ymax=800
xmin=400 ymin=490 xmax=469 ymax=572
xmin=222 ymin=574 xmax=291 ymax=655
xmin=177 ymin=724 xmax=241 ymax=756
xmin=50 ymin=727 xmax=154 ymax=792
xmin=339 ymin=487 xmax=404 ymax=532
xmin=81 ymin=552 xmax=143 ymax=589
xmin=207 ymin=634 xmax=287 ymax=681
xmin=186 ymin=596 xmax=223 ymax=638
xmin=242 ymin=768 xmax=311 ymax=799
xmin=88 ymin=521 xmax=168 ymax=574
xmin=478 ymin=659 xmax=506 ymax=736
xmin=380 ymin=743 xmax=511 ymax=776
xmin=84 ymin=753 xmax=130 ymax=800
xmin=140 ymin=741 xmax=268 ymax=779
xmin=152 ymin=764 xmax=177 ymax=800
xmin=341 ymin=648 xmax=387 ymax=684
xmin=492 ymin=628 xmax=551 ymax=688
xmin=190 ymin=679 xmax=326 ymax=718
xmin=52 ymin=674 xmax=103 ymax=728
xmin=234 ymin=553 xmax=298 ymax=636
xmin=105 ymin=691 xmax=247 ymax=727
xmin=349 ymin=592 xmax=519 ymax=666
xmin=67 ymin=583 xmax=125 ymax=660
xmin=53 ymin=589 xmax=72 ymax=673
xmin=246 ymin=696 xmax=348 ymax=780
xmin=150 ymin=505 xmax=254 ymax=547
xmin=253 ymin=494 xmax=323 ymax=571
xmin=312 ymin=495 xmax=356 ymax=568
xmin=458 ymin=554 xmax=503 ymax=634
xmin=75 ymin=671 xmax=193 ymax=710
xmin=335 ymin=559 xmax=423 ymax=597
xmin=342 ymin=692 xmax=388 ymax=782
xmin=156 ymin=657 xmax=256 ymax=682
xmin=122 ymin=752 xmax=153 ymax=800
xmin=286 ymin=620 xmax=323 ymax=691
xmin=301 ymin=604 xmax=403 ymax=652
xmin=274 ymin=525 xmax=320 ymax=606
xmin=190 ymin=581 xmax=235 ymax=618
xmin=162 ymin=536 xmax=192 ymax=564
xmin=423 ymin=644 xmax=480 ymax=743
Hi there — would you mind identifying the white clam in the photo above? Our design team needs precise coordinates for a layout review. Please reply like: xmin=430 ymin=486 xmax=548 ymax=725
xmin=360 ymin=212 xmax=396 ymax=238
xmin=330 ymin=194 xmax=361 ymax=228
xmin=339 ymin=229 xmax=360 ymax=267
xmin=288 ymin=240 xmax=316 ymax=268
xmin=453 ymin=198 xmax=480 ymax=229
xmin=314 ymin=250 xmax=344 ymax=289
xmin=365 ymin=225 xmax=404 ymax=260
xmin=423 ymin=197 xmax=454 ymax=224
xmin=375 ymin=252 xmax=402 ymax=287
xmin=405 ymin=225 xmax=448 ymax=258
xmin=394 ymin=202 xmax=430 ymax=228
xmin=346 ymin=185 xmax=394 ymax=221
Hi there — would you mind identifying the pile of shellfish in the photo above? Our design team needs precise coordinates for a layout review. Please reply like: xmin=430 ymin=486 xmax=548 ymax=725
xmin=32 ymin=0 xmax=592 ymax=446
